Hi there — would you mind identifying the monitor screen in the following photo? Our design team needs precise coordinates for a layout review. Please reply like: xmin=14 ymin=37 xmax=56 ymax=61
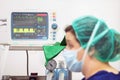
xmin=11 ymin=12 xmax=49 ymax=40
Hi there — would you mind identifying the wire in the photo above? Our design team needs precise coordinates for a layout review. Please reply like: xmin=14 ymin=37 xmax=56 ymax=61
xmin=26 ymin=50 xmax=29 ymax=76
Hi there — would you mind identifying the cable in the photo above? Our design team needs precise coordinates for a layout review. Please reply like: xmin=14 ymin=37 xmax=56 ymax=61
xmin=26 ymin=50 xmax=29 ymax=76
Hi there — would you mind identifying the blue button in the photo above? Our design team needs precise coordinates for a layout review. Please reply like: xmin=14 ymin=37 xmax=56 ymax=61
xmin=51 ymin=23 xmax=58 ymax=30
xmin=53 ymin=32 xmax=56 ymax=34
xmin=53 ymin=18 xmax=56 ymax=21
xmin=53 ymin=38 xmax=56 ymax=40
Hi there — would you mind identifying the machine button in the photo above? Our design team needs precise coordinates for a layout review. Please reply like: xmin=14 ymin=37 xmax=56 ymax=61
xmin=51 ymin=23 xmax=58 ymax=30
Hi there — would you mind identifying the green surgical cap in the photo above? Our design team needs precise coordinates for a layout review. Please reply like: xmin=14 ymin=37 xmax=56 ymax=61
xmin=72 ymin=16 xmax=120 ymax=62
xmin=43 ymin=37 xmax=66 ymax=65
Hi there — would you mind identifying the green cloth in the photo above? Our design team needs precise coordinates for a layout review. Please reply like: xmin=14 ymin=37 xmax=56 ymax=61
xmin=43 ymin=37 xmax=66 ymax=65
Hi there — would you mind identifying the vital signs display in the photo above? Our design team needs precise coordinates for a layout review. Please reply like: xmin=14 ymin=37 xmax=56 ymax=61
xmin=11 ymin=12 xmax=49 ymax=40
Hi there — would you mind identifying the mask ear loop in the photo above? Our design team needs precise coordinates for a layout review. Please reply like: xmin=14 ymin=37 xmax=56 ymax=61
xmin=81 ymin=20 xmax=101 ymax=69
xmin=81 ymin=20 xmax=110 ymax=68
xmin=82 ymin=20 xmax=101 ymax=60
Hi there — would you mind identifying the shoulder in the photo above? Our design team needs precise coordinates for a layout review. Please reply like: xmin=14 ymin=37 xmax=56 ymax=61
xmin=82 ymin=70 xmax=120 ymax=80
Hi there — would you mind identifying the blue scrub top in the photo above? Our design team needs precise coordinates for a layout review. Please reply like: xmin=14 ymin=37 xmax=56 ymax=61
xmin=82 ymin=70 xmax=120 ymax=80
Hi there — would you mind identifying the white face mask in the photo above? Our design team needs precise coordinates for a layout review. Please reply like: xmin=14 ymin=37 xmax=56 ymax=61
xmin=62 ymin=48 xmax=84 ymax=72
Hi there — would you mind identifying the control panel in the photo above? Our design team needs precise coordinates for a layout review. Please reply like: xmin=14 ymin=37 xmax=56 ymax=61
xmin=9 ymin=12 xmax=59 ymax=50
xmin=50 ymin=12 xmax=58 ymax=40
xmin=11 ymin=12 xmax=58 ymax=42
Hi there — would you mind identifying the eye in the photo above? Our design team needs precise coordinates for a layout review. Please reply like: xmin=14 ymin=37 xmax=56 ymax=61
xmin=67 ymin=43 xmax=74 ymax=49
xmin=66 ymin=40 xmax=74 ymax=49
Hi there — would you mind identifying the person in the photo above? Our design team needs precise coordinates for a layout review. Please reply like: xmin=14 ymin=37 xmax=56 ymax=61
xmin=62 ymin=16 xmax=120 ymax=80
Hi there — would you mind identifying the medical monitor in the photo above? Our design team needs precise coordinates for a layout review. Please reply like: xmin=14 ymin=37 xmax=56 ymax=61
xmin=11 ymin=12 xmax=48 ymax=40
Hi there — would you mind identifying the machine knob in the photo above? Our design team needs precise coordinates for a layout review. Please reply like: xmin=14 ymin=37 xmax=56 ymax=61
xmin=51 ymin=23 xmax=58 ymax=30
xmin=45 ymin=59 xmax=57 ymax=72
